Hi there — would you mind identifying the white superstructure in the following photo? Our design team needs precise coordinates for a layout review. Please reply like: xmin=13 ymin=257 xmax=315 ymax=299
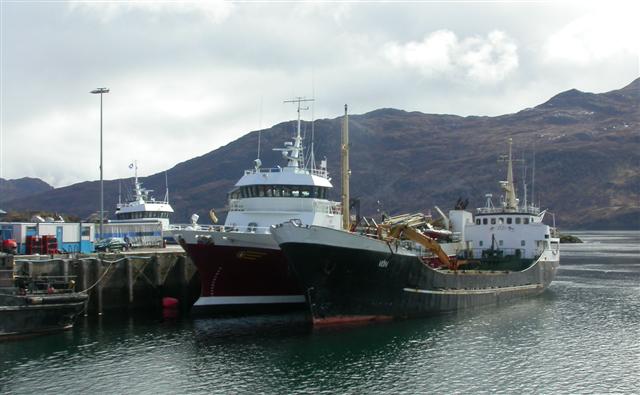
xmin=174 ymin=98 xmax=342 ymax=248
xmin=451 ymin=138 xmax=560 ymax=261
xmin=111 ymin=162 xmax=174 ymax=231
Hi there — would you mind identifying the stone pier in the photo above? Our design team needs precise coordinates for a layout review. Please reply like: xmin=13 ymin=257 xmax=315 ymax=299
xmin=9 ymin=249 xmax=200 ymax=314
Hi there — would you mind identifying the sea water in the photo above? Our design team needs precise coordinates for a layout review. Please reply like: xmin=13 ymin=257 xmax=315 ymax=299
xmin=1 ymin=231 xmax=638 ymax=393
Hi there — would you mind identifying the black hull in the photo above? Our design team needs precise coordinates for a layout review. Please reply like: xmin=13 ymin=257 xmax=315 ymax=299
xmin=280 ymin=242 xmax=559 ymax=325
xmin=0 ymin=293 xmax=87 ymax=338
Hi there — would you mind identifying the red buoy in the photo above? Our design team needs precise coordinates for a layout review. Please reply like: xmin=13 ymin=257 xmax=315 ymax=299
xmin=162 ymin=297 xmax=179 ymax=309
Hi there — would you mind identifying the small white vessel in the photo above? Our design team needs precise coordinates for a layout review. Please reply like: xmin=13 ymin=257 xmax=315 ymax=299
xmin=111 ymin=161 xmax=174 ymax=231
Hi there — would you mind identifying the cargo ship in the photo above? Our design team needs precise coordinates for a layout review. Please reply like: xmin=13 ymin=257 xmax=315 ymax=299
xmin=171 ymin=98 xmax=343 ymax=314
xmin=272 ymin=138 xmax=560 ymax=325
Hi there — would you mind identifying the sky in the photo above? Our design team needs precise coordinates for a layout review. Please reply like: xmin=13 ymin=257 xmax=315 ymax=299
xmin=0 ymin=0 xmax=638 ymax=188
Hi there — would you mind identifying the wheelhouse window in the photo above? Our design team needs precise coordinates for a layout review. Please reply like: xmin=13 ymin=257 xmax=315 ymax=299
xmin=476 ymin=219 xmax=481 ymax=225
xmin=506 ymin=217 xmax=512 ymax=225
xmin=115 ymin=211 xmax=169 ymax=220
xmin=482 ymin=218 xmax=488 ymax=225
xmin=490 ymin=218 xmax=496 ymax=225
xmin=523 ymin=217 xmax=530 ymax=224
xmin=498 ymin=217 xmax=504 ymax=224
xmin=230 ymin=185 xmax=328 ymax=199
xmin=515 ymin=217 xmax=521 ymax=224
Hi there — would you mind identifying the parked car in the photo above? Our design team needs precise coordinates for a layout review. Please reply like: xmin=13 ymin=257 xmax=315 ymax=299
xmin=95 ymin=237 xmax=128 ymax=253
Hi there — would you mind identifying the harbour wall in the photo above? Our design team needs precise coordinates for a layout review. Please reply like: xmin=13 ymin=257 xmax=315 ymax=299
xmin=4 ymin=249 xmax=200 ymax=315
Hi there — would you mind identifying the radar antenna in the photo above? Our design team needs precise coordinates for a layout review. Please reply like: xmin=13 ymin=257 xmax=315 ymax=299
xmin=276 ymin=97 xmax=314 ymax=168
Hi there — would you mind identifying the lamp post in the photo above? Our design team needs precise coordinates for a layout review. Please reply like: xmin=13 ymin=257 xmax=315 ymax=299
xmin=90 ymin=87 xmax=109 ymax=239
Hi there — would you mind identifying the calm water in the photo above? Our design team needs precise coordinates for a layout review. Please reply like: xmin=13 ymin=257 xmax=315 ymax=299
xmin=2 ymin=231 xmax=639 ymax=394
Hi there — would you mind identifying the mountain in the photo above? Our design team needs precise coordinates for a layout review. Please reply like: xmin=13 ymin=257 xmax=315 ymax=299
xmin=0 ymin=177 xmax=54 ymax=206
xmin=3 ymin=79 xmax=639 ymax=229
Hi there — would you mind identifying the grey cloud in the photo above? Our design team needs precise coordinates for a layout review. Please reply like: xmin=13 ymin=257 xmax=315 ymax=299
xmin=1 ymin=2 xmax=637 ymax=187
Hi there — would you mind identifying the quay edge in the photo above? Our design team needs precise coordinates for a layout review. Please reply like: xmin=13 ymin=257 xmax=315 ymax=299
xmin=3 ymin=249 xmax=200 ymax=315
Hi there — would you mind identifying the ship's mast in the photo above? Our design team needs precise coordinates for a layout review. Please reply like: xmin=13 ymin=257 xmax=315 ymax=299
xmin=164 ymin=171 xmax=169 ymax=204
xmin=341 ymin=104 xmax=350 ymax=230
xmin=133 ymin=160 xmax=143 ymax=202
xmin=498 ymin=138 xmax=519 ymax=210
xmin=531 ymin=142 xmax=536 ymax=208
xmin=283 ymin=97 xmax=314 ymax=168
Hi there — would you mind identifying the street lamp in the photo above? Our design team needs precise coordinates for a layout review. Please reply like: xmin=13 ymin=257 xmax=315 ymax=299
xmin=90 ymin=87 xmax=109 ymax=239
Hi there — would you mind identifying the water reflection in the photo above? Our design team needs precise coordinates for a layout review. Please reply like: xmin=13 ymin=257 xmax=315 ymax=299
xmin=1 ymin=231 xmax=639 ymax=393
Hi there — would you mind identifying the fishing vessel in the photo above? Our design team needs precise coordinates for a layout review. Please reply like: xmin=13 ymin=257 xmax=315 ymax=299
xmin=171 ymin=98 xmax=343 ymax=314
xmin=272 ymin=138 xmax=560 ymax=325
xmin=1 ymin=256 xmax=88 ymax=338
xmin=111 ymin=161 xmax=174 ymax=231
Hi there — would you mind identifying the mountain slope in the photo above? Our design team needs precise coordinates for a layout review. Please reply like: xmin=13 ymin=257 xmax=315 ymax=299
xmin=0 ymin=177 xmax=54 ymax=206
xmin=4 ymin=79 xmax=639 ymax=229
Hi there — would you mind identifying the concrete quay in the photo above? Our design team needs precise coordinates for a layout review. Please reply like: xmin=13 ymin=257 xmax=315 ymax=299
xmin=1 ymin=246 xmax=199 ymax=315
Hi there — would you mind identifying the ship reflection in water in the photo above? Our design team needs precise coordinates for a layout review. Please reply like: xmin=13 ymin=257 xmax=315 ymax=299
xmin=0 ymin=231 xmax=638 ymax=393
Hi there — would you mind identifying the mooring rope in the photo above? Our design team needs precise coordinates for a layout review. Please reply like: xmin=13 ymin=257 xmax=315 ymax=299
xmin=79 ymin=256 xmax=153 ymax=293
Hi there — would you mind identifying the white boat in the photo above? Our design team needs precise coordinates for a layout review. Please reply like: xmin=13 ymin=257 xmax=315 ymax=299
xmin=171 ymin=98 xmax=343 ymax=314
xmin=111 ymin=161 xmax=174 ymax=231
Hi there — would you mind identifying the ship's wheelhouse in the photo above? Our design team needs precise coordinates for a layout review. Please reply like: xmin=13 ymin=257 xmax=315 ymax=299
xmin=115 ymin=211 xmax=171 ymax=220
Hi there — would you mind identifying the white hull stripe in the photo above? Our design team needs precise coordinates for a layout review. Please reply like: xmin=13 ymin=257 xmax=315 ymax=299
xmin=193 ymin=295 xmax=306 ymax=306
xmin=403 ymin=283 xmax=543 ymax=296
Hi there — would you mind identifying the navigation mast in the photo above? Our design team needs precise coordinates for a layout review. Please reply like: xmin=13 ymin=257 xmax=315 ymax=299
xmin=342 ymin=104 xmax=350 ymax=230
xmin=498 ymin=138 xmax=522 ymax=210
xmin=281 ymin=97 xmax=314 ymax=168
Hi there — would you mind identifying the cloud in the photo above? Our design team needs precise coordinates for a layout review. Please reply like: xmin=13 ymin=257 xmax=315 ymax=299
xmin=384 ymin=30 xmax=519 ymax=83
xmin=1 ymin=2 xmax=637 ymax=188
xmin=67 ymin=0 xmax=234 ymax=24
xmin=543 ymin=3 xmax=640 ymax=65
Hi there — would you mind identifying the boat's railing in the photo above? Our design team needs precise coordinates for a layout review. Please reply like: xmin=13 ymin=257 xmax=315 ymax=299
xmin=243 ymin=167 xmax=329 ymax=178
xmin=476 ymin=206 xmax=541 ymax=215
xmin=0 ymin=270 xmax=79 ymax=292
xmin=313 ymin=200 xmax=342 ymax=215
xmin=170 ymin=224 xmax=271 ymax=234
xmin=463 ymin=247 xmax=533 ymax=260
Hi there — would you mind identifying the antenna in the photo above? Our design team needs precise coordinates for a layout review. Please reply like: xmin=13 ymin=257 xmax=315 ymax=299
xmin=309 ymin=99 xmax=316 ymax=171
xmin=531 ymin=141 xmax=536 ymax=208
xmin=164 ymin=171 xmax=169 ymax=203
xmin=310 ymin=71 xmax=316 ymax=171
xmin=257 ymin=95 xmax=263 ymax=162
xmin=118 ymin=180 xmax=121 ymax=205
xmin=522 ymin=159 xmax=527 ymax=210
xmin=281 ymin=97 xmax=314 ymax=168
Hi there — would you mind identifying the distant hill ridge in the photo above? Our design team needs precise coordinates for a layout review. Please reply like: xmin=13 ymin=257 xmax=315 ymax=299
xmin=0 ymin=177 xmax=53 ymax=207
xmin=3 ymin=78 xmax=639 ymax=229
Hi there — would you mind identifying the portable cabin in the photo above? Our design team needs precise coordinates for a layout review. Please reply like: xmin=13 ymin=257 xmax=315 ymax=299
xmin=0 ymin=222 xmax=95 ymax=254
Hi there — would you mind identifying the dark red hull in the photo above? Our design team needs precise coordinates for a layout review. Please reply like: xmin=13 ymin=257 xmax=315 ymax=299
xmin=182 ymin=242 xmax=305 ymax=314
